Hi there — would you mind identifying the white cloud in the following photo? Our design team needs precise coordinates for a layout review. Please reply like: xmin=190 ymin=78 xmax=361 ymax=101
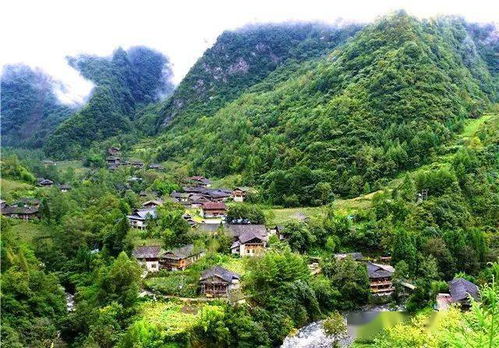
xmin=1 ymin=0 xmax=497 ymax=104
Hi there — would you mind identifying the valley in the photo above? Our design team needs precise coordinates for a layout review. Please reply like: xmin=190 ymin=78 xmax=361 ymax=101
xmin=1 ymin=10 xmax=498 ymax=348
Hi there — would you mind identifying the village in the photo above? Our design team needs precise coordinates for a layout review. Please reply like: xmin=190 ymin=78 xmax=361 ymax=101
xmin=0 ymin=141 xmax=488 ymax=348
xmin=1 ymin=146 xmax=481 ymax=312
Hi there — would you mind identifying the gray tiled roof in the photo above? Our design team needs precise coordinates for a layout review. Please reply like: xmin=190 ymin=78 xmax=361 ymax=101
xmin=448 ymin=278 xmax=479 ymax=302
xmin=367 ymin=262 xmax=394 ymax=279
xmin=163 ymin=244 xmax=203 ymax=259
xmin=2 ymin=205 xmax=39 ymax=215
xmin=228 ymin=224 xmax=267 ymax=238
xmin=200 ymin=266 xmax=240 ymax=283
xmin=127 ymin=208 xmax=157 ymax=220
xmin=132 ymin=245 xmax=162 ymax=259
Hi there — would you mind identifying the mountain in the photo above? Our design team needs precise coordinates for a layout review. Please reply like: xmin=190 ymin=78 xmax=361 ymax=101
xmin=1 ymin=65 xmax=75 ymax=148
xmin=44 ymin=46 xmax=174 ymax=159
xmin=151 ymin=22 xmax=363 ymax=133
xmin=152 ymin=13 xmax=497 ymax=205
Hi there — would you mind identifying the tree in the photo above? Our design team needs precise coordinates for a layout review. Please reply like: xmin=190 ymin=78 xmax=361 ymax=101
xmin=281 ymin=221 xmax=316 ymax=253
xmin=95 ymin=252 xmax=142 ymax=308
xmin=323 ymin=311 xmax=347 ymax=347
xmin=103 ymin=215 xmax=131 ymax=256
xmin=226 ymin=204 xmax=266 ymax=224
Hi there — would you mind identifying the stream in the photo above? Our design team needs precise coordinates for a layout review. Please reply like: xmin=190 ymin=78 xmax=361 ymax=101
xmin=281 ymin=306 xmax=407 ymax=348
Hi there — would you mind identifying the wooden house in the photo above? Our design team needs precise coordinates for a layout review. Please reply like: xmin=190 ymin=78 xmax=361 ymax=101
xmin=189 ymin=194 xmax=210 ymax=208
xmin=200 ymin=266 xmax=240 ymax=297
xmin=232 ymin=187 xmax=250 ymax=202
xmin=132 ymin=246 xmax=162 ymax=272
xmin=38 ymin=178 xmax=54 ymax=187
xmin=201 ymin=202 xmax=227 ymax=218
xmin=108 ymin=147 xmax=120 ymax=156
xmin=448 ymin=278 xmax=479 ymax=308
xmin=171 ymin=191 xmax=191 ymax=204
xmin=161 ymin=244 xmax=205 ymax=271
xmin=106 ymin=156 xmax=121 ymax=166
xmin=228 ymin=224 xmax=268 ymax=257
xmin=367 ymin=262 xmax=395 ymax=296
xmin=203 ymin=188 xmax=232 ymax=202
xmin=185 ymin=176 xmax=212 ymax=188
xmin=59 ymin=184 xmax=72 ymax=193
xmin=127 ymin=208 xmax=157 ymax=229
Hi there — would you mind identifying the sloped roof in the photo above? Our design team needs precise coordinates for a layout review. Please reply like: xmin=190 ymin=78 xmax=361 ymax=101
xmin=163 ymin=244 xmax=203 ymax=259
xmin=334 ymin=252 xmax=364 ymax=260
xmin=448 ymin=278 xmax=479 ymax=302
xmin=142 ymin=200 xmax=163 ymax=207
xmin=201 ymin=202 xmax=226 ymax=210
xmin=127 ymin=208 xmax=157 ymax=220
xmin=38 ymin=178 xmax=54 ymax=185
xmin=238 ymin=230 xmax=267 ymax=244
xmin=228 ymin=224 xmax=267 ymax=238
xmin=367 ymin=262 xmax=394 ymax=279
xmin=200 ymin=266 xmax=240 ymax=283
xmin=183 ymin=186 xmax=206 ymax=193
xmin=2 ymin=206 xmax=39 ymax=215
xmin=132 ymin=245 xmax=162 ymax=259
xmin=203 ymin=189 xmax=231 ymax=199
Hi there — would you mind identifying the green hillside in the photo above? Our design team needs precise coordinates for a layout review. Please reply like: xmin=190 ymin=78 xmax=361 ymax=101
xmin=1 ymin=65 xmax=75 ymax=148
xmin=151 ymin=13 xmax=496 ymax=206
xmin=44 ymin=47 xmax=175 ymax=159
xmin=152 ymin=22 xmax=363 ymax=133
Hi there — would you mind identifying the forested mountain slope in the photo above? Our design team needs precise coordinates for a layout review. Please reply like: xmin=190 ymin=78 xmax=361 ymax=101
xmin=44 ymin=47 xmax=174 ymax=158
xmin=152 ymin=22 xmax=363 ymax=133
xmin=1 ymin=65 xmax=75 ymax=148
xmin=153 ymin=13 xmax=497 ymax=205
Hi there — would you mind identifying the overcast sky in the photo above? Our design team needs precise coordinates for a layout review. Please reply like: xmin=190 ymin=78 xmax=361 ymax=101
xmin=1 ymin=0 xmax=498 ymax=104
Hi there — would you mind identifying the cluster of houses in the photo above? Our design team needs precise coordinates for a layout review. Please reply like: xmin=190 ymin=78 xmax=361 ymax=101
xmin=36 ymin=178 xmax=72 ymax=192
xmin=106 ymin=147 xmax=164 ymax=171
xmin=170 ymin=176 xmax=251 ymax=221
xmin=132 ymin=244 xmax=205 ymax=272
xmin=1 ymin=198 xmax=40 ymax=220
xmin=132 ymin=243 xmax=240 ymax=297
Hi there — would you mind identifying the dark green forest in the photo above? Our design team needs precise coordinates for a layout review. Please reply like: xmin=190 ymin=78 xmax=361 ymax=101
xmin=154 ymin=14 xmax=497 ymax=205
xmin=1 ymin=65 xmax=75 ymax=148
xmin=43 ymin=47 xmax=174 ymax=158
xmin=153 ymin=22 xmax=363 ymax=133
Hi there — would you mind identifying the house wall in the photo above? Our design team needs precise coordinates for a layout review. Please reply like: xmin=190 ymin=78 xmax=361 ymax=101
xmin=138 ymin=259 xmax=159 ymax=272
xmin=240 ymin=243 xmax=265 ymax=257
xmin=201 ymin=209 xmax=226 ymax=218
xmin=129 ymin=219 xmax=147 ymax=229
xmin=233 ymin=195 xmax=244 ymax=202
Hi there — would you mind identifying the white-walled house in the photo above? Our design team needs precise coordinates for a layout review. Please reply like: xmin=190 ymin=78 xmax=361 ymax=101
xmin=127 ymin=208 xmax=157 ymax=229
xmin=132 ymin=246 xmax=163 ymax=272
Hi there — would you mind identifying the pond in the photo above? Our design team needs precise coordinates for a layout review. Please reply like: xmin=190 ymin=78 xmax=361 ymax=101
xmin=281 ymin=308 xmax=408 ymax=348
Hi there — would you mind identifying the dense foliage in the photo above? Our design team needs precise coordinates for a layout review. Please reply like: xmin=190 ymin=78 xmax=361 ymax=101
xmin=44 ymin=47 xmax=174 ymax=158
xmin=154 ymin=13 xmax=497 ymax=205
xmin=153 ymin=22 xmax=363 ymax=133
xmin=1 ymin=64 xmax=75 ymax=148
